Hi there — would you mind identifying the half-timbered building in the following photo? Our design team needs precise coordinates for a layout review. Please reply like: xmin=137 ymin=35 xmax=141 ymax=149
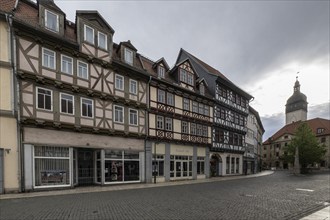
xmin=175 ymin=49 xmax=253 ymax=176
xmin=140 ymin=55 xmax=214 ymax=182
xmin=6 ymin=0 xmax=149 ymax=191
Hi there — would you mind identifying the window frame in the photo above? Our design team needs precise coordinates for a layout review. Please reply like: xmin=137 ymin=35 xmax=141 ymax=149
xmin=114 ymin=105 xmax=124 ymax=124
xmin=157 ymin=89 xmax=166 ymax=104
xmin=45 ymin=9 xmax=59 ymax=32
xmin=200 ymin=83 xmax=205 ymax=95
xmin=124 ymin=48 xmax=133 ymax=65
xmin=183 ymin=98 xmax=190 ymax=111
xmin=61 ymin=55 xmax=73 ymax=75
xmin=129 ymin=79 xmax=137 ymax=95
xmin=180 ymin=68 xmax=187 ymax=83
xmin=77 ymin=60 xmax=89 ymax=79
xmin=84 ymin=24 xmax=94 ymax=45
xmin=158 ymin=65 xmax=165 ymax=78
xmin=115 ymin=74 xmax=124 ymax=91
xmin=60 ymin=93 xmax=74 ymax=115
xmin=42 ymin=48 xmax=56 ymax=70
xmin=81 ymin=97 xmax=94 ymax=118
xmin=129 ymin=108 xmax=138 ymax=126
xmin=187 ymin=73 xmax=194 ymax=85
xmin=165 ymin=117 xmax=173 ymax=131
xmin=98 ymin=31 xmax=107 ymax=50
xmin=167 ymin=93 xmax=174 ymax=106
xmin=36 ymin=87 xmax=53 ymax=111
xmin=156 ymin=115 xmax=164 ymax=129
xmin=182 ymin=121 xmax=189 ymax=134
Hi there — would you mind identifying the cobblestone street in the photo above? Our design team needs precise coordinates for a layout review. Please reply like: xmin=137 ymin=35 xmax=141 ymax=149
xmin=1 ymin=171 xmax=329 ymax=220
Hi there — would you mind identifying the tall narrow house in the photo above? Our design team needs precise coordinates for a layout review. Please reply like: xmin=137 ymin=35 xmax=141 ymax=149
xmin=4 ymin=0 xmax=149 ymax=192
xmin=140 ymin=55 xmax=214 ymax=182
xmin=176 ymin=49 xmax=253 ymax=176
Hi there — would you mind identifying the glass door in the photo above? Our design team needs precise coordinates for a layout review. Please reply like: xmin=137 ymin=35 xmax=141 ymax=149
xmin=95 ymin=150 xmax=102 ymax=184
xmin=182 ymin=161 xmax=188 ymax=177
xmin=175 ymin=161 xmax=181 ymax=177
xmin=73 ymin=149 xmax=78 ymax=186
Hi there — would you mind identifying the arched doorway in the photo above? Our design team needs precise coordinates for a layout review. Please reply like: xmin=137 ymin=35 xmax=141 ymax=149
xmin=210 ymin=154 xmax=222 ymax=177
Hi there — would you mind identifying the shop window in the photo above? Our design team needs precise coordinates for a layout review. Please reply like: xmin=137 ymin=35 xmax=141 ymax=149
xmin=152 ymin=155 xmax=164 ymax=176
xmin=34 ymin=146 xmax=70 ymax=187
xmin=104 ymin=150 xmax=140 ymax=183
xmin=197 ymin=157 xmax=205 ymax=175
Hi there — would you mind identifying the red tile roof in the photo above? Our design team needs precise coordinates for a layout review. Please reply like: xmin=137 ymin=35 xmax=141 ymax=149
xmin=263 ymin=118 xmax=330 ymax=145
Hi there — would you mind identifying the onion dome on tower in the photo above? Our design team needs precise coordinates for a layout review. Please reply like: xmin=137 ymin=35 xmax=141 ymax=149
xmin=285 ymin=77 xmax=308 ymax=124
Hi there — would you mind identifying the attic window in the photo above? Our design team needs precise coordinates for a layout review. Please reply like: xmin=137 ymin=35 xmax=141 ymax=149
xmin=317 ymin=128 xmax=325 ymax=134
xmin=124 ymin=48 xmax=133 ymax=65
xmin=84 ymin=25 xmax=94 ymax=45
xmin=98 ymin=31 xmax=107 ymax=50
xmin=200 ymin=83 xmax=205 ymax=95
xmin=45 ymin=9 xmax=59 ymax=32
xmin=158 ymin=66 xmax=165 ymax=78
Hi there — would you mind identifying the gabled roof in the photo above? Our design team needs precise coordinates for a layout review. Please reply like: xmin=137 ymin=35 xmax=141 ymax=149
xmin=76 ymin=10 xmax=114 ymax=34
xmin=177 ymin=48 xmax=253 ymax=100
xmin=152 ymin=57 xmax=170 ymax=70
xmin=197 ymin=78 xmax=209 ymax=87
xmin=116 ymin=40 xmax=137 ymax=52
xmin=38 ymin=0 xmax=65 ymax=14
xmin=170 ymin=57 xmax=199 ymax=77
xmin=263 ymin=118 xmax=330 ymax=145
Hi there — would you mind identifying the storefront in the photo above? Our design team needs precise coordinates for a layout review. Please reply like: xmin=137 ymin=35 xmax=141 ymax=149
xmin=22 ymin=128 xmax=144 ymax=191
xmin=210 ymin=152 xmax=243 ymax=176
xmin=146 ymin=141 xmax=209 ymax=183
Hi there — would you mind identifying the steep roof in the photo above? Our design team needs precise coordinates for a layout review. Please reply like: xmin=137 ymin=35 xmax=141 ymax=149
xmin=177 ymin=48 xmax=253 ymax=100
xmin=263 ymin=118 xmax=330 ymax=145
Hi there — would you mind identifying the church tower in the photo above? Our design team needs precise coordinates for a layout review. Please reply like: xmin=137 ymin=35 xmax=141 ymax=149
xmin=285 ymin=77 xmax=308 ymax=124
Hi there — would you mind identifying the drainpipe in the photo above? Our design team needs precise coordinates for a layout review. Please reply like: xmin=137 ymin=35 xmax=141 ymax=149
xmin=145 ymin=76 xmax=152 ymax=183
xmin=6 ymin=13 xmax=23 ymax=192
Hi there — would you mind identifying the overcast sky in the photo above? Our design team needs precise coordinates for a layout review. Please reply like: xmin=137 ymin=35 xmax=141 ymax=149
xmin=55 ymin=0 xmax=330 ymax=140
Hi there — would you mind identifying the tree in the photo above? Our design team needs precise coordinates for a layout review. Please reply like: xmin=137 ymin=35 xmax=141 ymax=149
xmin=282 ymin=122 xmax=326 ymax=173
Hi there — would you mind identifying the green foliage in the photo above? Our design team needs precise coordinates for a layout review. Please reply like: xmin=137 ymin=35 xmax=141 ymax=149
xmin=283 ymin=122 xmax=326 ymax=170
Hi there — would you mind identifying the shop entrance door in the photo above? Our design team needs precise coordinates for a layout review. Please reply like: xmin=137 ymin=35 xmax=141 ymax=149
xmin=77 ymin=149 xmax=94 ymax=186
xmin=175 ymin=161 xmax=189 ymax=178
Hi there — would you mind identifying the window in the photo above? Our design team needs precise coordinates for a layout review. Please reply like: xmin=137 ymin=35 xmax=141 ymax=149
xmin=158 ymin=66 xmax=165 ymax=78
xmin=165 ymin=118 xmax=172 ymax=131
xmin=192 ymin=101 xmax=198 ymax=113
xmin=61 ymin=55 xmax=73 ymax=75
xmin=220 ymin=108 xmax=225 ymax=119
xmin=191 ymin=123 xmax=196 ymax=135
xmin=152 ymin=155 xmax=164 ymax=176
xmin=167 ymin=93 xmax=174 ymax=106
xmin=60 ymin=93 xmax=74 ymax=115
xmin=98 ymin=31 xmax=107 ymax=50
xmin=81 ymin=98 xmax=93 ymax=118
xmin=197 ymin=157 xmax=205 ymax=175
xmin=45 ymin=10 xmax=59 ymax=32
xmin=321 ymin=137 xmax=326 ymax=143
xmin=129 ymin=109 xmax=138 ymax=125
xmin=114 ymin=105 xmax=124 ymax=123
xmin=204 ymin=105 xmax=209 ymax=116
xmin=158 ymin=90 xmax=165 ymax=104
xmin=200 ymin=83 xmax=205 ymax=95
xmin=157 ymin=116 xmax=164 ymax=129
xmin=42 ymin=48 xmax=56 ymax=69
xmin=84 ymin=25 xmax=94 ymax=44
xmin=187 ymin=73 xmax=193 ymax=85
xmin=124 ymin=48 xmax=133 ymax=65
xmin=34 ymin=146 xmax=70 ymax=187
xmin=180 ymin=69 xmax=187 ymax=82
xmin=182 ymin=121 xmax=189 ymax=134
xmin=202 ymin=126 xmax=208 ymax=137
xmin=115 ymin=74 xmax=124 ymax=90
xmin=183 ymin=98 xmax=190 ymax=111
xmin=199 ymin=103 xmax=204 ymax=115
xmin=317 ymin=128 xmax=325 ymax=134
xmin=197 ymin=124 xmax=202 ymax=136
xmin=78 ymin=61 xmax=88 ymax=79
xmin=37 ymin=87 xmax=52 ymax=111
xmin=129 ymin=79 xmax=137 ymax=95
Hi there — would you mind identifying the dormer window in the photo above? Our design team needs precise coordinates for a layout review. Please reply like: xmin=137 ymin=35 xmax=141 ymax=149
xmin=84 ymin=25 xmax=94 ymax=45
xmin=98 ymin=31 xmax=107 ymax=50
xmin=180 ymin=68 xmax=194 ymax=86
xmin=124 ymin=48 xmax=133 ymax=65
xmin=317 ymin=128 xmax=325 ymax=134
xmin=200 ymin=83 xmax=205 ymax=95
xmin=187 ymin=74 xmax=193 ymax=85
xmin=158 ymin=66 xmax=165 ymax=78
xmin=45 ymin=9 xmax=59 ymax=32
xmin=180 ymin=69 xmax=187 ymax=82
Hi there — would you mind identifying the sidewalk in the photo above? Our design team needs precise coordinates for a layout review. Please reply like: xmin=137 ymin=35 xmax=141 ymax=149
xmin=0 ymin=170 xmax=273 ymax=200
xmin=300 ymin=205 xmax=330 ymax=220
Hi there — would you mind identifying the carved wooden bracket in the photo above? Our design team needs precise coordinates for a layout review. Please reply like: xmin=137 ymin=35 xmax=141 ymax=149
xmin=72 ymin=85 xmax=79 ymax=93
